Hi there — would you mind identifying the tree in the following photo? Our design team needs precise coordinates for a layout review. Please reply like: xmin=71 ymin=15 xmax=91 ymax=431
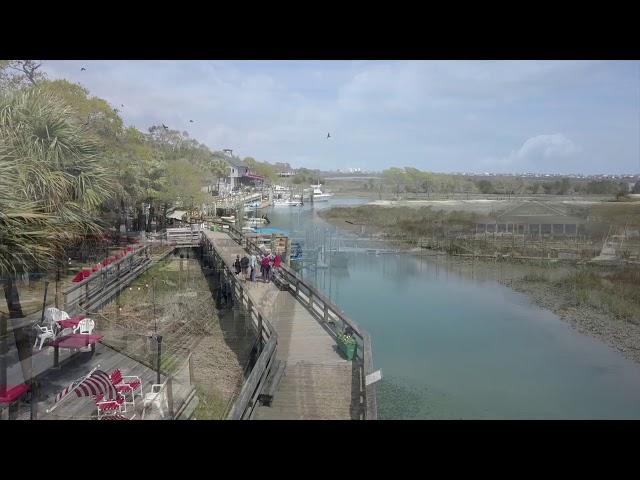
xmin=0 ymin=60 xmax=47 ymax=91
xmin=476 ymin=179 xmax=494 ymax=194
xmin=0 ymin=87 xmax=114 ymax=386
xmin=382 ymin=168 xmax=408 ymax=197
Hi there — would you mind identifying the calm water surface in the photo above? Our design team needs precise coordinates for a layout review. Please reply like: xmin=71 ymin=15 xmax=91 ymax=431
xmin=261 ymin=197 xmax=640 ymax=419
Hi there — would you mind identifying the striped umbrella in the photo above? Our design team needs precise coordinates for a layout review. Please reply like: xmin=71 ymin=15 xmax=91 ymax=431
xmin=48 ymin=367 xmax=118 ymax=413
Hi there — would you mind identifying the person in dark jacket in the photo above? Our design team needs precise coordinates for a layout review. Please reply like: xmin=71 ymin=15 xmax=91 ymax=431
xmin=240 ymin=255 xmax=250 ymax=281
xmin=234 ymin=255 xmax=241 ymax=275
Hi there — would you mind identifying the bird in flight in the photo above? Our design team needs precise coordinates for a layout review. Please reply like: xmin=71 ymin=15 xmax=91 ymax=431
xmin=327 ymin=133 xmax=331 ymax=139
xmin=162 ymin=124 xmax=169 ymax=130
xmin=80 ymin=67 xmax=86 ymax=71
xmin=189 ymin=119 xmax=194 ymax=123
xmin=121 ymin=104 xmax=124 ymax=107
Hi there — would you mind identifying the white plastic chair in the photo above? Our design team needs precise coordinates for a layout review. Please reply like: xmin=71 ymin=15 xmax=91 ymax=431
xmin=44 ymin=307 xmax=69 ymax=325
xmin=142 ymin=384 xmax=168 ymax=419
xmin=43 ymin=307 xmax=69 ymax=334
xmin=33 ymin=324 xmax=55 ymax=350
xmin=74 ymin=318 xmax=95 ymax=335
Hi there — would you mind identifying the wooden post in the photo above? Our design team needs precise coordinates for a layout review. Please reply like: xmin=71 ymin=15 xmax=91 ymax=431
xmin=166 ymin=376 xmax=174 ymax=419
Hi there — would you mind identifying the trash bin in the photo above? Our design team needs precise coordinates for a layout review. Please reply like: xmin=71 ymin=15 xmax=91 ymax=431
xmin=337 ymin=333 xmax=357 ymax=360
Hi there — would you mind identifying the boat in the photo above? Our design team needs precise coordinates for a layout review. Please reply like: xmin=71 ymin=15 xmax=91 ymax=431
xmin=220 ymin=215 xmax=236 ymax=223
xmin=244 ymin=217 xmax=267 ymax=226
xmin=309 ymin=184 xmax=333 ymax=202
xmin=244 ymin=201 xmax=261 ymax=209
xmin=273 ymin=199 xmax=302 ymax=207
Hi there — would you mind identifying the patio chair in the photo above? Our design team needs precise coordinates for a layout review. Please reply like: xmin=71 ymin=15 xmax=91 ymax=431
xmin=110 ymin=369 xmax=143 ymax=406
xmin=142 ymin=384 xmax=168 ymax=419
xmin=95 ymin=393 xmax=127 ymax=419
xmin=44 ymin=307 xmax=69 ymax=326
xmin=74 ymin=318 xmax=95 ymax=335
xmin=33 ymin=323 xmax=56 ymax=350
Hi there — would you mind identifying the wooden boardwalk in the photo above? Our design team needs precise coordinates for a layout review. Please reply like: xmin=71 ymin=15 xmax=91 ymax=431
xmin=203 ymin=231 xmax=358 ymax=420
xmin=12 ymin=343 xmax=164 ymax=420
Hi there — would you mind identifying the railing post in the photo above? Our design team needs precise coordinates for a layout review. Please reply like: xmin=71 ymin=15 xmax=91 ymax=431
xmin=166 ymin=375 xmax=174 ymax=419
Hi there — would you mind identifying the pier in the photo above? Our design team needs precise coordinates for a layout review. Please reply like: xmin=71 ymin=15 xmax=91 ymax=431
xmin=201 ymin=228 xmax=377 ymax=420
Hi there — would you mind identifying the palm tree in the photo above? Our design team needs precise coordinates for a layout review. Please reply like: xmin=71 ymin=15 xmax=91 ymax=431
xmin=0 ymin=88 xmax=114 ymax=389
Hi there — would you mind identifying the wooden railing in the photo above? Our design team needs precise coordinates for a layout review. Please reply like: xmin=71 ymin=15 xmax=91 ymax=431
xmin=166 ymin=225 xmax=202 ymax=245
xmin=200 ymin=231 xmax=279 ymax=420
xmin=225 ymin=225 xmax=378 ymax=420
xmin=61 ymin=245 xmax=152 ymax=316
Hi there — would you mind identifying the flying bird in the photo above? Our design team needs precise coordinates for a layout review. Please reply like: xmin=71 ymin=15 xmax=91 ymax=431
xmin=80 ymin=67 xmax=86 ymax=71
xmin=121 ymin=104 xmax=124 ymax=107
xmin=162 ymin=124 xmax=169 ymax=129
xmin=327 ymin=133 xmax=331 ymax=138
xmin=189 ymin=119 xmax=194 ymax=123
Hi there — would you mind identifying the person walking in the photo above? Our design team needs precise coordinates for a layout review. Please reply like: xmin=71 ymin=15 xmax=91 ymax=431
xmin=234 ymin=255 xmax=241 ymax=275
xmin=261 ymin=254 xmax=271 ymax=282
xmin=249 ymin=253 xmax=257 ymax=282
xmin=240 ymin=255 xmax=250 ymax=281
xmin=272 ymin=252 xmax=282 ymax=282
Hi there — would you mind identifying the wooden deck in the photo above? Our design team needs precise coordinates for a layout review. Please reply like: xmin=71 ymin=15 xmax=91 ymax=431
xmin=15 ymin=343 xmax=164 ymax=420
xmin=203 ymin=231 xmax=358 ymax=420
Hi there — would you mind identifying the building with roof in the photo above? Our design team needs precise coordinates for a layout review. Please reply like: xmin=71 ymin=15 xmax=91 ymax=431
xmin=475 ymin=201 xmax=585 ymax=236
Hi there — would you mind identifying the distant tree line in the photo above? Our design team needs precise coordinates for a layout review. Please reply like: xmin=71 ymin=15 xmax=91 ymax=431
xmin=371 ymin=166 xmax=631 ymax=198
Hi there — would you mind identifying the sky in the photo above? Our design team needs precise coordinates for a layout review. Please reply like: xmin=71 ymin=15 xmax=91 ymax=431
xmin=41 ymin=60 xmax=640 ymax=175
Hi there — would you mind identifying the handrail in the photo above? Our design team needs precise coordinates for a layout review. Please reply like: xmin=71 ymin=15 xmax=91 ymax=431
xmin=225 ymin=225 xmax=377 ymax=419
xmin=61 ymin=245 xmax=152 ymax=314
xmin=200 ymin=230 xmax=279 ymax=420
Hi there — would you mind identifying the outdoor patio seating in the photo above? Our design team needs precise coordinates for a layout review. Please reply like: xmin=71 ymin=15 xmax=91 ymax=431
xmin=33 ymin=323 xmax=56 ymax=350
xmin=74 ymin=318 xmax=95 ymax=335
xmin=110 ymin=369 xmax=143 ymax=406
xmin=142 ymin=383 xmax=168 ymax=419
xmin=95 ymin=393 xmax=127 ymax=419
xmin=43 ymin=307 xmax=69 ymax=328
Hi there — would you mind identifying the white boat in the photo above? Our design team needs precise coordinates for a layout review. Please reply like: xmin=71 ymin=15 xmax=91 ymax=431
xmin=273 ymin=199 xmax=302 ymax=207
xmin=244 ymin=217 xmax=267 ymax=225
xmin=309 ymin=184 xmax=333 ymax=202
xmin=220 ymin=215 xmax=236 ymax=223
xmin=244 ymin=201 xmax=261 ymax=209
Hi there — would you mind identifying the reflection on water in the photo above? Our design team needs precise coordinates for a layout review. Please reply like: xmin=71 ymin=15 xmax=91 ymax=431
xmin=265 ymin=198 xmax=640 ymax=419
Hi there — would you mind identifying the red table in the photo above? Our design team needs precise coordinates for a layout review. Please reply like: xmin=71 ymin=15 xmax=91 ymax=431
xmin=55 ymin=315 xmax=86 ymax=329
xmin=51 ymin=333 xmax=103 ymax=367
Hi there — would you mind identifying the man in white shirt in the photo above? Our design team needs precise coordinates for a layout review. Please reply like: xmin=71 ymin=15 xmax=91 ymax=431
xmin=249 ymin=253 xmax=257 ymax=282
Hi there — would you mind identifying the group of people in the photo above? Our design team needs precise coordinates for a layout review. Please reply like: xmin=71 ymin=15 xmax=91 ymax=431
xmin=234 ymin=251 xmax=282 ymax=283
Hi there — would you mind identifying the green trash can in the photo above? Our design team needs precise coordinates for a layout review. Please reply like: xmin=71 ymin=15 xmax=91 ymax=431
xmin=337 ymin=334 xmax=357 ymax=360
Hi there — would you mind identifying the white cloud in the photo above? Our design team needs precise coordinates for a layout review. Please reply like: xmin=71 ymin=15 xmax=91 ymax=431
xmin=515 ymin=134 xmax=580 ymax=159
xmin=37 ymin=60 xmax=638 ymax=173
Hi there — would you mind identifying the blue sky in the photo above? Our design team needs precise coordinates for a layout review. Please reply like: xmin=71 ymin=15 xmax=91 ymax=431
xmin=41 ymin=60 xmax=640 ymax=174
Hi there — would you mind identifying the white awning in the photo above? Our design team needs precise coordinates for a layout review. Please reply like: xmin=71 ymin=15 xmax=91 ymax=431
xmin=167 ymin=210 xmax=187 ymax=221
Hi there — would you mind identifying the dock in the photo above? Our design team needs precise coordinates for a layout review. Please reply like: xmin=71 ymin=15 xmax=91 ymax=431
xmin=201 ymin=229 xmax=376 ymax=420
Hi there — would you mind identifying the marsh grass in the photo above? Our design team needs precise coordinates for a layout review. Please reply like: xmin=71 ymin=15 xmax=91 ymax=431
xmin=556 ymin=267 xmax=640 ymax=323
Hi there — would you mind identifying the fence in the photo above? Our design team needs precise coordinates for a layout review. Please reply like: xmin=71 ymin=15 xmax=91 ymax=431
xmin=166 ymin=225 xmax=203 ymax=245
xmin=61 ymin=245 xmax=152 ymax=316
xmin=199 ymin=231 xmax=279 ymax=420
